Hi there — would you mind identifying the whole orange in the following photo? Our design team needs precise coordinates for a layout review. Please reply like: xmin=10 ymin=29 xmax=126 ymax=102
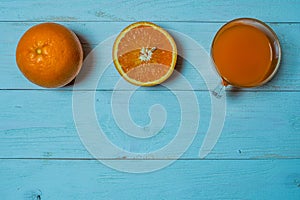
xmin=16 ymin=23 xmax=83 ymax=88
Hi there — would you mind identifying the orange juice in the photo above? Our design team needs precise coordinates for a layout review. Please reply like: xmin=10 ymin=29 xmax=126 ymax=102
xmin=211 ymin=18 xmax=281 ymax=87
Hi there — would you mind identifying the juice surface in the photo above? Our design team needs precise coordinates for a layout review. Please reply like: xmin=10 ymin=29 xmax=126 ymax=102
xmin=212 ymin=23 xmax=273 ymax=87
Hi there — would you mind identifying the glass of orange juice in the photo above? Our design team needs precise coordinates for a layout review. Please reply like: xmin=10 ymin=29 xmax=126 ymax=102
xmin=211 ymin=18 xmax=281 ymax=98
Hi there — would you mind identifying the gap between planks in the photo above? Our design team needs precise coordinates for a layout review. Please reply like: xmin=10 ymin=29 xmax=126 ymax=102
xmin=0 ymin=158 xmax=299 ymax=161
xmin=0 ymin=89 xmax=300 ymax=92
xmin=1 ymin=21 xmax=300 ymax=24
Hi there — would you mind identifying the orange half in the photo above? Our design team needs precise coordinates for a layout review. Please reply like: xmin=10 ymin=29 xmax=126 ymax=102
xmin=113 ymin=22 xmax=177 ymax=86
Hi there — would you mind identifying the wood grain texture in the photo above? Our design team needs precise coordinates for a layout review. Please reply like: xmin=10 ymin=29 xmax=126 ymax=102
xmin=1 ymin=0 xmax=300 ymax=22
xmin=1 ymin=159 xmax=300 ymax=199
xmin=1 ymin=22 xmax=299 ymax=90
xmin=1 ymin=90 xmax=299 ymax=159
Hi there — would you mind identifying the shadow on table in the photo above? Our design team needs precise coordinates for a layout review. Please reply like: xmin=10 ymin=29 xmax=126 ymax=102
xmin=65 ymin=32 xmax=94 ymax=88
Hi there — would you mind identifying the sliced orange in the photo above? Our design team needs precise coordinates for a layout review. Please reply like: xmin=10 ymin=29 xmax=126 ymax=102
xmin=113 ymin=22 xmax=177 ymax=86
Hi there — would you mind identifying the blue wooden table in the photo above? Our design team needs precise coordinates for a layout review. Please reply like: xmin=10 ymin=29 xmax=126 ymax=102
xmin=1 ymin=1 xmax=300 ymax=199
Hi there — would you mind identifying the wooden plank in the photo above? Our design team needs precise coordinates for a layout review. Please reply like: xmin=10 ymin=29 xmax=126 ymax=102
xmin=0 ymin=159 xmax=299 ymax=199
xmin=1 ymin=90 xmax=299 ymax=159
xmin=1 ymin=22 xmax=300 ymax=90
xmin=1 ymin=0 xmax=300 ymax=22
